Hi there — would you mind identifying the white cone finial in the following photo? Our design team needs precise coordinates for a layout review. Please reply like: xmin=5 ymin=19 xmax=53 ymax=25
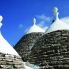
xmin=0 ymin=16 xmax=3 ymax=28
xmin=33 ymin=18 xmax=36 ymax=25
xmin=53 ymin=7 xmax=59 ymax=20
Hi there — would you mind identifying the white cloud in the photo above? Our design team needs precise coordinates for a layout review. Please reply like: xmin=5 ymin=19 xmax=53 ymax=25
xmin=36 ymin=14 xmax=52 ymax=31
xmin=36 ymin=14 xmax=52 ymax=21
xmin=37 ymin=21 xmax=45 ymax=27
xmin=37 ymin=21 xmax=48 ymax=31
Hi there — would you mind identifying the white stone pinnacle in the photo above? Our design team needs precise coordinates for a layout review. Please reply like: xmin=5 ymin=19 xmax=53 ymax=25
xmin=53 ymin=7 xmax=59 ymax=20
xmin=46 ymin=7 xmax=69 ymax=33
xmin=27 ymin=18 xmax=45 ymax=34
xmin=33 ymin=18 xmax=36 ymax=25
xmin=0 ymin=16 xmax=3 ymax=28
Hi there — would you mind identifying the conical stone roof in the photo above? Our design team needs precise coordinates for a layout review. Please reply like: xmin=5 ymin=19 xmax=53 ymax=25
xmin=0 ymin=16 xmax=26 ymax=69
xmin=46 ymin=7 xmax=69 ymax=33
xmin=14 ymin=18 xmax=45 ymax=62
xmin=28 ymin=8 xmax=69 ymax=69
xmin=27 ymin=18 xmax=45 ymax=34
xmin=0 ymin=16 xmax=19 ymax=56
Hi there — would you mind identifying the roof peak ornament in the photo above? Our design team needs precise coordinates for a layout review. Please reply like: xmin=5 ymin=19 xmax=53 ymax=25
xmin=0 ymin=16 xmax=3 ymax=28
xmin=33 ymin=18 xmax=36 ymax=25
xmin=53 ymin=7 xmax=59 ymax=20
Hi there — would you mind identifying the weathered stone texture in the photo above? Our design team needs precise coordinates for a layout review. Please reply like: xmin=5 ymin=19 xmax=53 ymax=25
xmin=29 ymin=30 xmax=69 ymax=69
xmin=14 ymin=32 xmax=44 ymax=62
xmin=0 ymin=52 xmax=25 ymax=69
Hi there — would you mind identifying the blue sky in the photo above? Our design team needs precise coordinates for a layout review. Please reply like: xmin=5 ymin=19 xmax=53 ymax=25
xmin=0 ymin=0 xmax=69 ymax=46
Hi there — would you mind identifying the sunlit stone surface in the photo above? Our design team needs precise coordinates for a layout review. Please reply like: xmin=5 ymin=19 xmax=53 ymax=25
xmin=0 ymin=52 xmax=25 ymax=69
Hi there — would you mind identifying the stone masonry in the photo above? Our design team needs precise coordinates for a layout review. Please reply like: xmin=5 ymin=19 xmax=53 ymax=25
xmin=29 ymin=30 xmax=69 ymax=69
xmin=0 ymin=52 xmax=25 ymax=69
xmin=14 ymin=32 xmax=44 ymax=62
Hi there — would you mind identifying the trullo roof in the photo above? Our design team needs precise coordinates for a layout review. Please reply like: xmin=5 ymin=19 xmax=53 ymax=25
xmin=27 ymin=18 xmax=45 ymax=34
xmin=46 ymin=7 xmax=69 ymax=33
xmin=0 ymin=16 xmax=19 ymax=56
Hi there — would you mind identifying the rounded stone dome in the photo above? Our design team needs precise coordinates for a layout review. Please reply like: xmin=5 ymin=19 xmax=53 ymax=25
xmin=14 ymin=18 xmax=45 ymax=62
xmin=29 ymin=30 xmax=69 ymax=69
xmin=14 ymin=32 xmax=44 ymax=62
